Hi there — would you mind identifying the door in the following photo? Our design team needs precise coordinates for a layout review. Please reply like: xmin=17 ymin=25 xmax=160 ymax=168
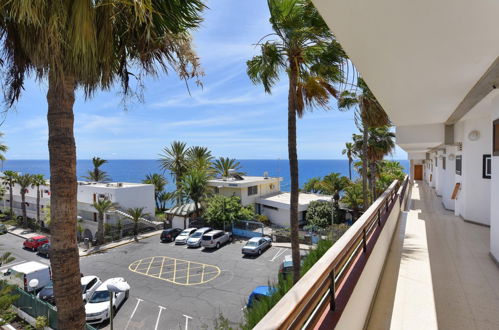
xmin=414 ymin=164 xmax=423 ymax=180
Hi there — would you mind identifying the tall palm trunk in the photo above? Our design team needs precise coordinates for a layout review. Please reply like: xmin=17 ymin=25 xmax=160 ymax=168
xmin=47 ymin=73 xmax=85 ymax=329
xmin=348 ymin=158 xmax=352 ymax=180
xmin=21 ymin=191 xmax=27 ymax=227
xmin=8 ymin=184 xmax=12 ymax=215
xmin=370 ymin=162 xmax=377 ymax=202
xmin=362 ymin=118 xmax=369 ymax=210
xmin=97 ymin=212 xmax=104 ymax=245
xmin=288 ymin=58 xmax=301 ymax=284
xmin=36 ymin=186 xmax=40 ymax=225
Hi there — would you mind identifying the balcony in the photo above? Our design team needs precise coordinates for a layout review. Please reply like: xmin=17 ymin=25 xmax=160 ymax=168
xmin=254 ymin=179 xmax=499 ymax=329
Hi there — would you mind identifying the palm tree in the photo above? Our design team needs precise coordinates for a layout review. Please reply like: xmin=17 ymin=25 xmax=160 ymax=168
xmin=342 ymin=142 xmax=355 ymax=180
xmin=247 ymin=0 xmax=346 ymax=283
xmin=187 ymin=146 xmax=214 ymax=173
xmin=339 ymin=78 xmax=390 ymax=209
xmin=159 ymin=141 xmax=189 ymax=205
xmin=2 ymin=170 xmax=17 ymax=216
xmin=366 ymin=126 xmax=395 ymax=200
xmin=342 ymin=183 xmax=363 ymax=220
xmin=0 ymin=2 xmax=204 ymax=327
xmin=0 ymin=132 xmax=8 ymax=165
xmin=92 ymin=199 xmax=116 ymax=245
xmin=31 ymin=174 xmax=46 ymax=226
xmin=158 ymin=191 xmax=176 ymax=211
xmin=83 ymin=157 xmax=110 ymax=182
xmin=213 ymin=157 xmax=244 ymax=178
xmin=16 ymin=173 xmax=34 ymax=228
xmin=142 ymin=173 xmax=167 ymax=211
xmin=303 ymin=177 xmax=322 ymax=193
xmin=181 ymin=170 xmax=210 ymax=218
xmin=127 ymin=207 xmax=150 ymax=241
xmin=319 ymin=173 xmax=351 ymax=200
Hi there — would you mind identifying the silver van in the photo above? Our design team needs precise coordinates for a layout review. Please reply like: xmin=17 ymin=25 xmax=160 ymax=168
xmin=201 ymin=230 xmax=233 ymax=249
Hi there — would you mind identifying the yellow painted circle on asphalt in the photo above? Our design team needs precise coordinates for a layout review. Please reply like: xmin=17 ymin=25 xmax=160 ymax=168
xmin=128 ymin=256 xmax=221 ymax=286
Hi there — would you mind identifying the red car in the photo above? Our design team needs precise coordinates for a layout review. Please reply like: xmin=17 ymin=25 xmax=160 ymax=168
xmin=23 ymin=235 xmax=49 ymax=251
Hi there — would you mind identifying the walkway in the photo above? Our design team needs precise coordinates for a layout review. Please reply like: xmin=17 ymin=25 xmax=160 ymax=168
xmin=367 ymin=181 xmax=499 ymax=330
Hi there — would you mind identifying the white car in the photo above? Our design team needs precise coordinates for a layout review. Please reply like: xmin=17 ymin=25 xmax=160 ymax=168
xmin=174 ymin=228 xmax=197 ymax=245
xmin=85 ymin=277 xmax=129 ymax=324
xmin=186 ymin=227 xmax=212 ymax=248
xmin=81 ymin=276 xmax=102 ymax=303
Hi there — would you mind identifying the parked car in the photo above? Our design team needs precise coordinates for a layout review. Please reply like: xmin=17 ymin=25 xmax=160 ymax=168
xmin=0 ymin=223 xmax=7 ymax=234
xmin=81 ymin=275 xmax=102 ymax=303
xmin=247 ymin=286 xmax=276 ymax=308
xmin=279 ymin=253 xmax=307 ymax=278
xmin=3 ymin=261 xmax=51 ymax=292
xmin=186 ymin=227 xmax=212 ymax=248
xmin=23 ymin=235 xmax=49 ymax=251
xmin=37 ymin=281 xmax=55 ymax=305
xmin=85 ymin=277 xmax=129 ymax=324
xmin=174 ymin=228 xmax=197 ymax=245
xmin=37 ymin=243 xmax=51 ymax=258
xmin=242 ymin=236 xmax=272 ymax=256
xmin=160 ymin=228 xmax=182 ymax=243
xmin=201 ymin=230 xmax=233 ymax=249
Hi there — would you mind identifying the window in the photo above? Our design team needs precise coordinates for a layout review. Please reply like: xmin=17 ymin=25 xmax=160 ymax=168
xmin=435 ymin=157 xmax=438 ymax=167
xmin=248 ymin=186 xmax=258 ymax=196
xmin=263 ymin=205 xmax=278 ymax=211
xmin=456 ymin=155 xmax=462 ymax=175
xmin=442 ymin=157 xmax=446 ymax=170
xmin=483 ymin=154 xmax=492 ymax=179
xmin=494 ymin=119 xmax=499 ymax=156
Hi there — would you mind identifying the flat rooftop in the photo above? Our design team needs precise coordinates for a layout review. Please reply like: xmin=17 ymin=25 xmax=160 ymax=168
xmin=208 ymin=176 xmax=282 ymax=188
xmin=77 ymin=181 xmax=151 ymax=188
xmin=257 ymin=192 xmax=332 ymax=211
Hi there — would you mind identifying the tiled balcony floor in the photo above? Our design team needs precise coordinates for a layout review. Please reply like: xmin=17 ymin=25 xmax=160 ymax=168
xmin=367 ymin=181 xmax=499 ymax=330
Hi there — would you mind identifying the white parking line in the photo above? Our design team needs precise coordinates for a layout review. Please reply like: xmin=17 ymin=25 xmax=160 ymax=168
xmin=154 ymin=305 xmax=166 ymax=330
xmin=269 ymin=248 xmax=287 ymax=262
xmin=124 ymin=297 xmax=143 ymax=330
xmin=183 ymin=314 xmax=193 ymax=330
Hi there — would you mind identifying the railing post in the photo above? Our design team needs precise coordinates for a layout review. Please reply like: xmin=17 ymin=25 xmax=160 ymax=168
xmin=377 ymin=209 xmax=381 ymax=226
xmin=385 ymin=198 xmax=389 ymax=213
xmin=362 ymin=228 xmax=367 ymax=253
xmin=330 ymin=269 xmax=336 ymax=311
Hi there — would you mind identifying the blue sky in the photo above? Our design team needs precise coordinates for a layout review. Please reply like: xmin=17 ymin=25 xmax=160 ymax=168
xmin=0 ymin=0 xmax=406 ymax=160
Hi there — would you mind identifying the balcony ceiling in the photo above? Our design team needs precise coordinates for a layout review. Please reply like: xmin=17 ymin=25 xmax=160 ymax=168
xmin=312 ymin=0 xmax=499 ymax=126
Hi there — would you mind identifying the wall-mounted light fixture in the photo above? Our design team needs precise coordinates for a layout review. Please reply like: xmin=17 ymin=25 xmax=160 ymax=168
xmin=468 ymin=130 xmax=480 ymax=141
xmin=448 ymin=154 xmax=455 ymax=161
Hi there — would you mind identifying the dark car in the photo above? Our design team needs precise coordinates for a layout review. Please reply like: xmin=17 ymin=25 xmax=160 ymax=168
xmin=23 ymin=235 xmax=49 ymax=251
xmin=160 ymin=228 xmax=183 ymax=243
xmin=37 ymin=281 xmax=55 ymax=305
xmin=37 ymin=243 xmax=51 ymax=258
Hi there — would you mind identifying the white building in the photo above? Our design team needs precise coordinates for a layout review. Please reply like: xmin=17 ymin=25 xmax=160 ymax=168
xmin=257 ymin=192 xmax=333 ymax=228
xmin=3 ymin=180 xmax=156 ymax=236
xmin=207 ymin=175 xmax=332 ymax=228
xmin=207 ymin=175 xmax=283 ymax=206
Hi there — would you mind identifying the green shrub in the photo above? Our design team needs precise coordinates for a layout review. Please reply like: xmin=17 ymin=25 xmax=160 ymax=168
xmin=255 ymin=214 xmax=270 ymax=226
xmin=35 ymin=316 xmax=48 ymax=330
xmin=242 ymin=238 xmax=334 ymax=329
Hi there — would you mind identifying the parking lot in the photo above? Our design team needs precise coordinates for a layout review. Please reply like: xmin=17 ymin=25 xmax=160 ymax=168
xmin=0 ymin=233 xmax=291 ymax=329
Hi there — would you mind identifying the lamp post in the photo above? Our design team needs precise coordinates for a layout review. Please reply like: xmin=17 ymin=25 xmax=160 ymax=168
xmin=107 ymin=281 xmax=130 ymax=330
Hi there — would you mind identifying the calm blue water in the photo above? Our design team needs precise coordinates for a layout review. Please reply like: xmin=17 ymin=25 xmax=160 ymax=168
xmin=1 ymin=159 xmax=408 ymax=192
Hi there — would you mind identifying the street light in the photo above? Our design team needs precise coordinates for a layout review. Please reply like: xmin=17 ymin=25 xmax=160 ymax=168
xmin=107 ymin=281 xmax=130 ymax=330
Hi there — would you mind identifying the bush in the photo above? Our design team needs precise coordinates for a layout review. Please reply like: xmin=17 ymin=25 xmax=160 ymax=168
xmin=242 ymin=239 xmax=334 ymax=329
xmin=203 ymin=195 xmax=255 ymax=229
xmin=306 ymin=200 xmax=332 ymax=228
xmin=255 ymin=214 xmax=270 ymax=226
xmin=35 ymin=316 xmax=48 ymax=330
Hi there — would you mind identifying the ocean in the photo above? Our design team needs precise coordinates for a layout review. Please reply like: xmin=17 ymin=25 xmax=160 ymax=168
xmin=1 ymin=159 xmax=409 ymax=192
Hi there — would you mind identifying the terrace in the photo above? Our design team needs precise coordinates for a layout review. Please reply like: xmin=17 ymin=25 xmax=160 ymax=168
xmin=255 ymin=179 xmax=499 ymax=329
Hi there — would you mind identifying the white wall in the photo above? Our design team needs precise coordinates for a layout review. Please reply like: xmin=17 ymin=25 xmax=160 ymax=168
xmin=454 ymin=117 xmax=491 ymax=225
xmin=490 ymin=96 xmax=499 ymax=260
xmin=435 ymin=150 xmax=444 ymax=196
xmin=261 ymin=207 xmax=290 ymax=228
xmin=441 ymin=146 xmax=456 ymax=210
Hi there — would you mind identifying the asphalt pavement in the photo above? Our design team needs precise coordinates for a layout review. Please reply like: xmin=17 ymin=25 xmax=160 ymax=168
xmin=0 ymin=232 xmax=291 ymax=330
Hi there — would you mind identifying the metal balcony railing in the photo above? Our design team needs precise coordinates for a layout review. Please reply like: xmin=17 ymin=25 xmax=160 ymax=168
xmin=254 ymin=177 xmax=409 ymax=330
